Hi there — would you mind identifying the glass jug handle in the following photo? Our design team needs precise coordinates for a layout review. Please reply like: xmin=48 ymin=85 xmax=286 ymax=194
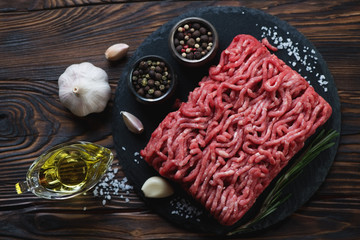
xmin=15 ymin=181 xmax=31 ymax=194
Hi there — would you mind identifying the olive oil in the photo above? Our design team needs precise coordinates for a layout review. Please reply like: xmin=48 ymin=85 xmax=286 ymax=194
xmin=15 ymin=142 xmax=113 ymax=199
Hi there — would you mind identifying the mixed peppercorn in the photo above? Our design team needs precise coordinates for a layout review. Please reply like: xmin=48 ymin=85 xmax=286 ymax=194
xmin=173 ymin=21 xmax=214 ymax=60
xmin=131 ymin=59 xmax=172 ymax=99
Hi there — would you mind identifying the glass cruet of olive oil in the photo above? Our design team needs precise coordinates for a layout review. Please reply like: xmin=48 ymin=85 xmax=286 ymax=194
xmin=15 ymin=141 xmax=113 ymax=200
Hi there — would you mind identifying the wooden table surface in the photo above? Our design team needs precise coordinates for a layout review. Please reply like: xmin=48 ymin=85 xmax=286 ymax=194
xmin=1 ymin=0 xmax=359 ymax=239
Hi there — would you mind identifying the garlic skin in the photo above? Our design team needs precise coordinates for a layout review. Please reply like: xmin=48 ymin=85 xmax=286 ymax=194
xmin=58 ymin=62 xmax=111 ymax=117
xmin=141 ymin=176 xmax=174 ymax=198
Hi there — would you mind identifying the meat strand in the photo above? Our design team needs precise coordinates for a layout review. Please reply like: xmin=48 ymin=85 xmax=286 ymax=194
xmin=141 ymin=34 xmax=332 ymax=226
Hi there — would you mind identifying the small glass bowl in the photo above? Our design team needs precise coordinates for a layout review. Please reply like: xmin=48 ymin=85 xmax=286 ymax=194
xmin=168 ymin=17 xmax=219 ymax=67
xmin=128 ymin=55 xmax=176 ymax=104
xmin=15 ymin=141 xmax=114 ymax=200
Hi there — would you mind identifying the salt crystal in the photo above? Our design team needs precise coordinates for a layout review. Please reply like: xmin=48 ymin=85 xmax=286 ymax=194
xmin=93 ymin=188 xmax=98 ymax=196
xmin=93 ymin=164 xmax=134 ymax=206
xmin=170 ymin=197 xmax=203 ymax=220
xmin=258 ymin=24 xmax=329 ymax=91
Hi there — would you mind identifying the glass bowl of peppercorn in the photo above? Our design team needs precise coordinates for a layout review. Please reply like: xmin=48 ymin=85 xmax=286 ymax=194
xmin=128 ymin=55 xmax=176 ymax=104
xmin=169 ymin=17 xmax=218 ymax=67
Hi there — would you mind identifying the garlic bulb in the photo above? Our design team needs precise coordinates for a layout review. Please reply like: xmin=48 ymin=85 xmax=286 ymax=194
xmin=58 ymin=62 xmax=111 ymax=117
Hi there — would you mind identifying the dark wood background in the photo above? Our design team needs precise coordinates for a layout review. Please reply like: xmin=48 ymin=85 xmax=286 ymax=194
xmin=1 ymin=0 xmax=359 ymax=239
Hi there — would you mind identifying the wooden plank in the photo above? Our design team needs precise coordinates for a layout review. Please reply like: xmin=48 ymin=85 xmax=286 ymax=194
xmin=1 ymin=0 xmax=360 ymax=239
xmin=0 ymin=1 xmax=359 ymax=89
xmin=1 ymin=80 xmax=359 ymax=238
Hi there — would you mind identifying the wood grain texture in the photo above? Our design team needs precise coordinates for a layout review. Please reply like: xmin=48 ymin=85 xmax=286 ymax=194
xmin=1 ymin=0 xmax=360 ymax=239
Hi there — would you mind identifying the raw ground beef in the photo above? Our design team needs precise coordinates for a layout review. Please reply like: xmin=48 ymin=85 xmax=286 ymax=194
xmin=141 ymin=34 xmax=332 ymax=226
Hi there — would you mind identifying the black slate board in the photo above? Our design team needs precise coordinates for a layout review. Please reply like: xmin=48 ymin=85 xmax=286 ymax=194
xmin=112 ymin=6 xmax=341 ymax=236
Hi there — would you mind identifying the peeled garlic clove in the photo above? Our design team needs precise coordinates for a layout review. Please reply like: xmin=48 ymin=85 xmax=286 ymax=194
xmin=121 ymin=111 xmax=144 ymax=134
xmin=105 ymin=43 xmax=129 ymax=61
xmin=141 ymin=176 xmax=174 ymax=198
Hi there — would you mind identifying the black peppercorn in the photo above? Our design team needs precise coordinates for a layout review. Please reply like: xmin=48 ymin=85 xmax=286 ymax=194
xmin=155 ymin=66 xmax=162 ymax=73
xmin=187 ymin=38 xmax=196 ymax=47
xmin=173 ymin=20 xmax=215 ymax=60
xmin=193 ymin=23 xmax=201 ymax=30
xmin=175 ymin=45 xmax=182 ymax=53
xmin=200 ymin=35 xmax=209 ymax=42
xmin=149 ymin=70 xmax=156 ymax=78
xmin=194 ymin=51 xmax=202 ymax=59
xmin=174 ymin=38 xmax=180 ymax=46
xmin=155 ymin=73 xmax=162 ymax=81
xmin=139 ymin=61 xmax=147 ymax=69
xmin=131 ymin=57 xmax=173 ymax=100
xmin=192 ymin=30 xmax=200 ymax=38
xmin=133 ymin=70 xmax=139 ymax=76
xmin=137 ymin=88 xmax=144 ymax=96
xmin=186 ymin=52 xmax=194 ymax=59
xmin=148 ymin=79 xmax=155 ymax=87
xmin=154 ymin=90 xmax=162 ymax=98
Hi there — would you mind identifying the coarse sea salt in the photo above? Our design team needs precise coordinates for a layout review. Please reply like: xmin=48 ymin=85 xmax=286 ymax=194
xmin=170 ymin=197 xmax=203 ymax=221
xmin=93 ymin=165 xmax=133 ymax=206
xmin=121 ymin=146 xmax=143 ymax=165
xmin=260 ymin=25 xmax=329 ymax=92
